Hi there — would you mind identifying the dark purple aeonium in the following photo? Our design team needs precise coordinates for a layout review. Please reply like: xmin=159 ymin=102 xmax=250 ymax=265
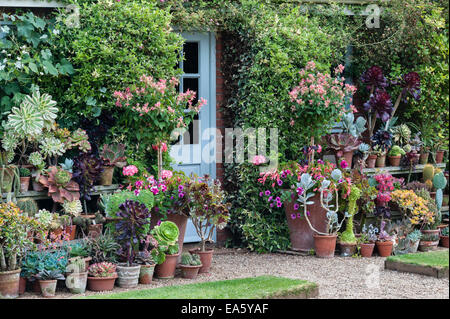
xmin=392 ymin=71 xmax=421 ymax=102
xmin=371 ymin=129 xmax=393 ymax=152
xmin=363 ymin=89 xmax=393 ymax=122
xmin=360 ymin=66 xmax=389 ymax=92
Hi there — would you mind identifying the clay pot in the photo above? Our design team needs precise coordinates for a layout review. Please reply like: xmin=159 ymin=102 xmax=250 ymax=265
xmin=88 ymin=224 xmax=103 ymax=238
xmin=19 ymin=277 xmax=26 ymax=295
xmin=440 ymin=236 xmax=449 ymax=248
xmin=388 ymin=155 xmax=401 ymax=167
xmin=65 ymin=272 xmax=88 ymax=294
xmin=0 ymin=167 xmax=15 ymax=193
xmin=139 ymin=264 xmax=155 ymax=284
xmin=419 ymin=240 xmax=440 ymax=252
xmin=284 ymin=193 xmax=328 ymax=252
xmin=31 ymin=278 xmax=41 ymax=293
xmin=99 ymin=166 xmax=115 ymax=186
xmin=116 ymin=264 xmax=141 ymax=288
xmin=435 ymin=150 xmax=445 ymax=164
xmin=359 ymin=243 xmax=375 ymax=257
xmin=154 ymin=254 xmax=179 ymax=279
xmin=189 ymin=249 xmax=214 ymax=273
xmin=376 ymin=240 xmax=393 ymax=257
xmin=335 ymin=151 xmax=353 ymax=169
xmin=19 ymin=176 xmax=30 ymax=193
xmin=366 ymin=155 xmax=377 ymax=168
xmin=376 ymin=155 xmax=386 ymax=168
xmin=339 ymin=242 xmax=357 ymax=257
xmin=87 ymin=274 xmax=117 ymax=291
xmin=313 ymin=234 xmax=337 ymax=258
xmin=32 ymin=180 xmax=44 ymax=192
xmin=0 ymin=269 xmax=21 ymax=299
xmin=84 ymin=257 xmax=92 ymax=270
xmin=180 ymin=264 xmax=202 ymax=279
xmin=419 ymin=152 xmax=429 ymax=165
xmin=39 ymin=279 xmax=57 ymax=298
xmin=65 ymin=225 xmax=77 ymax=241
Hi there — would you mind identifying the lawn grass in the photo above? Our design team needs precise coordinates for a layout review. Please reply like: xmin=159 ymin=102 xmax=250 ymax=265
xmin=80 ymin=275 xmax=318 ymax=299
xmin=386 ymin=250 xmax=449 ymax=268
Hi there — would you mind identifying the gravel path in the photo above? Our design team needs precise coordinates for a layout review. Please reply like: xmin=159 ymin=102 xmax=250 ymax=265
xmin=19 ymin=246 xmax=449 ymax=299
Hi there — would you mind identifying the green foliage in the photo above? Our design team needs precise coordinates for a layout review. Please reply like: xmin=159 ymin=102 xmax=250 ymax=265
xmin=388 ymin=145 xmax=406 ymax=157
xmin=102 ymin=189 xmax=154 ymax=218
xmin=339 ymin=185 xmax=361 ymax=244
xmin=67 ymin=256 xmax=86 ymax=273
xmin=19 ymin=167 xmax=30 ymax=177
xmin=150 ymin=221 xmax=180 ymax=264
xmin=15 ymin=198 xmax=38 ymax=217
xmin=180 ymin=252 xmax=202 ymax=266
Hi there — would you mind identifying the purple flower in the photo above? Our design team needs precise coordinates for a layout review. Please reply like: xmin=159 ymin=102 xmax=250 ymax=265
xmin=277 ymin=180 xmax=283 ymax=186
xmin=179 ymin=192 xmax=185 ymax=198
xmin=306 ymin=211 xmax=310 ymax=216
xmin=275 ymin=197 xmax=281 ymax=202
xmin=392 ymin=72 xmax=421 ymax=102
xmin=270 ymin=203 xmax=274 ymax=208
xmin=296 ymin=187 xmax=304 ymax=196
xmin=291 ymin=213 xmax=296 ymax=220
xmin=317 ymin=159 xmax=324 ymax=164
xmin=134 ymin=189 xmax=140 ymax=196
xmin=297 ymin=213 xmax=302 ymax=219
xmin=363 ymin=89 xmax=393 ymax=122
xmin=360 ymin=65 xmax=388 ymax=91
xmin=259 ymin=191 xmax=263 ymax=197
xmin=294 ymin=203 xmax=300 ymax=211
xmin=178 ymin=185 xmax=184 ymax=191
xmin=265 ymin=190 xmax=271 ymax=196
xmin=156 ymin=219 xmax=162 ymax=226
xmin=340 ymin=160 xmax=348 ymax=169
xmin=268 ymin=196 xmax=273 ymax=202
xmin=276 ymin=201 xmax=282 ymax=208
xmin=154 ymin=206 xmax=159 ymax=213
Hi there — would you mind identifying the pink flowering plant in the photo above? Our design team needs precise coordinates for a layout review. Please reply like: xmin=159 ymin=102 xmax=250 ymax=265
xmin=369 ymin=172 xmax=404 ymax=209
xmin=289 ymin=61 xmax=357 ymax=143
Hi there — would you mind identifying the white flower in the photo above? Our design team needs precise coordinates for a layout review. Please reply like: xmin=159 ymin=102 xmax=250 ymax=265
xmin=52 ymin=29 xmax=60 ymax=36
xmin=15 ymin=61 xmax=23 ymax=69
xmin=0 ymin=26 xmax=10 ymax=33
xmin=0 ymin=64 xmax=5 ymax=71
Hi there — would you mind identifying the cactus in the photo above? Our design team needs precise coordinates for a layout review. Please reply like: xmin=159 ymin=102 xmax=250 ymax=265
xmin=425 ymin=179 xmax=433 ymax=191
xmin=16 ymin=198 xmax=39 ymax=217
xmin=433 ymin=172 xmax=447 ymax=211
xmin=180 ymin=253 xmax=201 ymax=266
xmin=422 ymin=164 xmax=435 ymax=182
xmin=68 ymin=256 xmax=86 ymax=273
xmin=339 ymin=185 xmax=361 ymax=244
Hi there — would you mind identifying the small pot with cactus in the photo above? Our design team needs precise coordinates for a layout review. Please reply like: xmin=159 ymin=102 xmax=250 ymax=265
xmin=19 ymin=167 xmax=31 ymax=193
xmin=440 ymin=227 xmax=449 ymax=248
xmin=65 ymin=257 xmax=88 ymax=294
xmin=179 ymin=253 xmax=202 ymax=279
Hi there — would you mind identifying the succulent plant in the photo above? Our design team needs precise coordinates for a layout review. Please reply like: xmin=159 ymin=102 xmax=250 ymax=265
xmin=72 ymin=153 xmax=104 ymax=201
xmin=6 ymin=101 xmax=44 ymax=137
xmin=16 ymin=198 xmax=39 ymax=217
xmin=363 ymin=89 xmax=393 ymax=123
xmin=1 ymin=134 xmax=19 ymax=152
xmin=37 ymin=269 xmax=65 ymax=281
xmin=180 ymin=252 xmax=201 ymax=266
xmin=150 ymin=221 xmax=180 ymax=264
xmin=88 ymin=262 xmax=117 ymax=278
xmin=39 ymin=136 xmax=66 ymax=158
xmin=67 ymin=256 xmax=86 ymax=273
xmin=442 ymin=227 xmax=449 ymax=237
xmin=341 ymin=112 xmax=367 ymax=138
xmin=371 ymin=129 xmax=392 ymax=152
xmin=392 ymin=71 xmax=421 ymax=102
xmin=406 ymin=229 xmax=422 ymax=243
xmin=60 ymin=158 xmax=74 ymax=173
xmin=358 ymin=143 xmax=370 ymax=153
xmin=39 ymin=166 xmax=80 ymax=203
xmin=360 ymin=65 xmax=388 ymax=91
xmin=423 ymin=164 xmax=435 ymax=182
xmin=392 ymin=124 xmax=411 ymax=146
xmin=87 ymin=233 xmax=120 ymax=264
xmin=433 ymin=172 xmax=447 ymax=211
xmin=99 ymin=143 xmax=127 ymax=167
xmin=19 ymin=167 xmax=31 ymax=177
xmin=388 ymin=145 xmax=406 ymax=157
xmin=28 ymin=151 xmax=44 ymax=167
xmin=35 ymin=209 xmax=53 ymax=229
xmin=21 ymin=90 xmax=58 ymax=130
xmin=68 ymin=128 xmax=92 ymax=153
xmin=62 ymin=199 xmax=83 ymax=217
xmin=324 ymin=133 xmax=362 ymax=157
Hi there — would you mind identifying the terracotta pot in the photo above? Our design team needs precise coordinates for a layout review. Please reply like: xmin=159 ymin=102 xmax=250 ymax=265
xmin=154 ymin=254 xmax=179 ymax=279
xmin=39 ymin=279 xmax=57 ymax=298
xmin=376 ymin=155 xmax=386 ymax=168
xmin=32 ymin=180 xmax=44 ymax=192
xmin=99 ymin=166 xmax=115 ymax=186
xmin=65 ymin=272 xmax=88 ymax=294
xmin=87 ymin=274 xmax=117 ymax=291
xmin=388 ymin=155 xmax=401 ymax=167
xmin=440 ymin=236 xmax=449 ymax=248
xmin=312 ymin=234 xmax=337 ymax=258
xmin=435 ymin=150 xmax=445 ymax=164
xmin=64 ymin=225 xmax=77 ymax=241
xmin=19 ymin=176 xmax=30 ymax=193
xmin=430 ymin=192 xmax=436 ymax=199
xmin=189 ymin=249 xmax=214 ymax=273
xmin=31 ymin=278 xmax=41 ymax=293
xmin=0 ymin=269 xmax=21 ymax=299
xmin=84 ymin=257 xmax=92 ymax=270
xmin=375 ymin=240 xmax=393 ymax=257
xmin=335 ymin=151 xmax=353 ymax=169
xmin=284 ymin=193 xmax=328 ymax=252
xmin=19 ymin=277 xmax=26 ymax=295
xmin=139 ymin=264 xmax=155 ymax=284
xmin=88 ymin=224 xmax=103 ymax=238
xmin=366 ymin=155 xmax=377 ymax=168
xmin=151 ymin=213 xmax=188 ymax=264
xmin=359 ymin=243 xmax=375 ymax=257
xmin=419 ymin=152 xmax=429 ymax=165
xmin=419 ymin=240 xmax=440 ymax=252
xmin=421 ymin=229 xmax=440 ymax=238
xmin=339 ymin=242 xmax=357 ymax=257
xmin=0 ymin=166 xmax=15 ymax=193
xmin=180 ymin=264 xmax=202 ymax=279
xmin=116 ymin=263 xmax=141 ymax=288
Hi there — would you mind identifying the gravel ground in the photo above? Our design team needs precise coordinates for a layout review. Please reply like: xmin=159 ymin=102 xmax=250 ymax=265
xmin=19 ymin=245 xmax=449 ymax=299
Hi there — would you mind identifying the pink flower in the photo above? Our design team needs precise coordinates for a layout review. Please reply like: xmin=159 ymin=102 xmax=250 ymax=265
xmin=123 ymin=165 xmax=138 ymax=176
xmin=252 ymin=155 xmax=267 ymax=166
xmin=340 ymin=160 xmax=348 ymax=169
xmin=161 ymin=170 xmax=173 ymax=179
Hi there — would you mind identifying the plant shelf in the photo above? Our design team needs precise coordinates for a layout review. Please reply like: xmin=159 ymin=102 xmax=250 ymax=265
xmin=361 ymin=163 xmax=446 ymax=176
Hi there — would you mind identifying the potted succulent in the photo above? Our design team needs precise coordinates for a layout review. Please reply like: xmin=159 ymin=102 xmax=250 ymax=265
xmin=405 ymin=230 xmax=422 ymax=253
xmin=366 ymin=148 xmax=378 ymax=169
xmin=136 ymin=250 xmax=156 ymax=285
xmin=151 ymin=221 xmax=180 ymax=279
xmin=68 ymin=241 xmax=92 ymax=270
xmin=29 ymin=151 xmax=46 ymax=191
xmin=99 ymin=143 xmax=127 ymax=185
xmin=179 ymin=253 xmax=202 ymax=279
xmin=440 ymin=227 xmax=449 ymax=248
xmin=19 ymin=167 xmax=31 ymax=193
xmin=38 ymin=166 xmax=80 ymax=203
xmin=375 ymin=220 xmax=394 ymax=257
xmin=65 ymin=257 xmax=88 ymax=294
xmin=87 ymin=262 xmax=117 ymax=291
xmin=37 ymin=269 xmax=65 ymax=298
xmin=371 ymin=129 xmax=393 ymax=168
xmin=62 ymin=199 xmax=83 ymax=240
xmin=185 ymin=175 xmax=230 ymax=273
xmin=114 ymin=200 xmax=151 ymax=288
xmin=358 ymin=224 xmax=378 ymax=257
xmin=338 ymin=185 xmax=361 ymax=257
xmin=387 ymin=145 xmax=405 ymax=167
xmin=0 ymin=203 xmax=43 ymax=299
xmin=86 ymin=232 xmax=120 ymax=265
xmin=419 ymin=231 xmax=440 ymax=252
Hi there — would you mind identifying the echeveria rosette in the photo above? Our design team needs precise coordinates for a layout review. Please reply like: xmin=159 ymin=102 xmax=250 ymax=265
xmin=371 ymin=129 xmax=393 ymax=152
xmin=392 ymin=72 xmax=421 ymax=102
xmin=360 ymin=66 xmax=388 ymax=92
xmin=38 ymin=166 xmax=80 ymax=203
xmin=363 ymin=89 xmax=393 ymax=122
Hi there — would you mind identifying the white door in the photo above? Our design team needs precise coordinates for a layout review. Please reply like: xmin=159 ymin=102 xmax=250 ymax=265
xmin=170 ymin=32 xmax=217 ymax=243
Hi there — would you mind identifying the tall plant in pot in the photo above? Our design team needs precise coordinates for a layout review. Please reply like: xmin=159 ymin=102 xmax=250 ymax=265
xmin=338 ymin=185 xmax=362 ymax=257
xmin=151 ymin=221 xmax=180 ymax=279
xmin=114 ymin=200 xmax=151 ymax=288
xmin=185 ymin=175 xmax=231 ymax=273
xmin=99 ymin=143 xmax=126 ymax=186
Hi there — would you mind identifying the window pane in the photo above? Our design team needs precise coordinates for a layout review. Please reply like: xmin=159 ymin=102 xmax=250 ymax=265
xmin=183 ymin=42 xmax=199 ymax=74
xmin=182 ymin=77 xmax=200 ymax=144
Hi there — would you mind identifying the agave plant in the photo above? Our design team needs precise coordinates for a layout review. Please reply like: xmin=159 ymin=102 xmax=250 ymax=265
xmin=72 ymin=153 xmax=104 ymax=201
xmin=99 ymin=143 xmax=127 ymax=167
xmin=38 ymin=166 xmax=80 ymax=203
xmin=324 ymin=133 xmax=362 ymax=158
xmin=115 ymin=200 xmax=152 ymax=266
xmin=21 ymin=90 xmax=58 ymax=130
